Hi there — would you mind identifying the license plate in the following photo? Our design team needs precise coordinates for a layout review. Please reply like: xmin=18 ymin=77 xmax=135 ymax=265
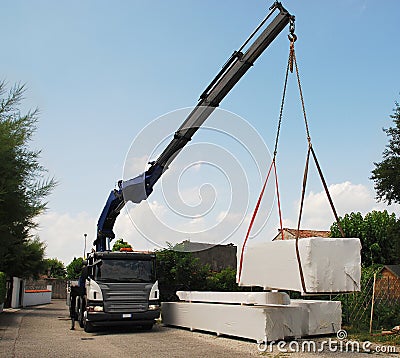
xmin=122 ymin=313 xmax=132 ymax=318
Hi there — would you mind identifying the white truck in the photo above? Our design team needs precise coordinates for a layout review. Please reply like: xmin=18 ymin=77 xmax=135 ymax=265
xmin=69 ymin=250 xmax=159 ymax=332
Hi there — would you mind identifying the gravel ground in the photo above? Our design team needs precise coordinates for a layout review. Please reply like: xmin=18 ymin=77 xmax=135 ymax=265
xmin=0 ymin=300 xmax=398 ymax=357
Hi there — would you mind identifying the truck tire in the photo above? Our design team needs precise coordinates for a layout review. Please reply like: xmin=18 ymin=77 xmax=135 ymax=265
xmin=142 ymin=323 xmax=153 ymax=331
xmin=83 ymin=319 xmax=94 ymax=333
xmin=77 ymin=297 xmax=85 ymax=328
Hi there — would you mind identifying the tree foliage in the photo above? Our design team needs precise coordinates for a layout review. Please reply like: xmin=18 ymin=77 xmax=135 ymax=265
xmin=155 ymin=247 xmax=210 ymax=301
xmin=371 ymin=101 xmax=400 ymax=204
xmin=330 ymin=210 xmax=400 ymax=266
xmin=0 ymin=82 xmax=56 ymax=278
xmin=206 ymin=267 xmax=240 ymax=292
xmin=155 ymin=245 xmax=257 ymax=301
xmin=112 ymin=238 xmax=132 ymax=252
xmin=43 ymin=258 xmax=66 ymax=279
xmin=66 ymin=257 xmax=85 ymax=280
xmin=2 ymin=235 xmax=47 ymax=279
xmin=0 ymin=272 xmax=6 ymax=304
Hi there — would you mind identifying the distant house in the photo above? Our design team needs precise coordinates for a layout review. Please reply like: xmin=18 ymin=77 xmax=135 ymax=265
xmin=375 ymin=265 xmax=400 ymax=302
xmin=178 ymin=240 xmax=237 ymax=272
xmin=272 ymin=228 xmax=330 ymax=241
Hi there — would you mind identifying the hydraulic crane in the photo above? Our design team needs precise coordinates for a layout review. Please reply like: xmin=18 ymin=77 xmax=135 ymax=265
xmin=95 ymin=2 xmax=295 ymax=252
xmin=70 ymin=2 xmax=295 ymax=333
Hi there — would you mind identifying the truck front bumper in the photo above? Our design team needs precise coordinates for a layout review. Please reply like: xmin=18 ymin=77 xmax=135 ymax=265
xmin=86 ymin=309 xmax=160 ymax=326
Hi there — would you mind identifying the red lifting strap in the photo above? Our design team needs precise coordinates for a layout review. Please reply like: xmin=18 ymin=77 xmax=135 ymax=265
xmin=237 ymin=159 xmax=284 ymax=283
xmin=274 ymin=160 xmax=284 ymax=241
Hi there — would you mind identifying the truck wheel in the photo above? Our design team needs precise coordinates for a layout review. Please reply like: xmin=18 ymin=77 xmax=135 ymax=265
xmin=83 ymin=319 xmax=94 ymax=333
xmin=78 ymin=313 xmax=84 ymax=328
xmin=77 ymin=298 xmax=85 ymax=328
xmin=142 ymin=323 xmax=153 ymax=331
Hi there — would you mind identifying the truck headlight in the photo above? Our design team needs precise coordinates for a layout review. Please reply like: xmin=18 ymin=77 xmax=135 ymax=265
xmin=87 ymin=305 xmax=104 ymax=312
xmin=148 ymin=304 xmax=160 ymax=311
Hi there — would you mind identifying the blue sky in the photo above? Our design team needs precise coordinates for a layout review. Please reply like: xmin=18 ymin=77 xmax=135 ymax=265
xmin=1 ymin=0 xmax=399 ymax=264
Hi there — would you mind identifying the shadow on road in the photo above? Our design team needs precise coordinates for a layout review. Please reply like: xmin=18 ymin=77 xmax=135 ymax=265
xmin=85 ymin=323 xmax=164 ymax=336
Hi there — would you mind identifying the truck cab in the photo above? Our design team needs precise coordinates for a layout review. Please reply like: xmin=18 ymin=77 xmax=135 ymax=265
xmin=77 ymin=250 xmax=160 ymax=332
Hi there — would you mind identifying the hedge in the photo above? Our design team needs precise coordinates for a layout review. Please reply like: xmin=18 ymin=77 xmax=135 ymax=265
xmin=0 ymin=272 xmax=6 ymax=304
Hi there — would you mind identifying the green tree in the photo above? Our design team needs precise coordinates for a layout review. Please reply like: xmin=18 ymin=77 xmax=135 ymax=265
xmin=0 ymin=82 xmax=56 ymax=279
xmin=155 ymin=246 xmax=210 ymax=301
xmin=66 ymin=257 xmax=84 ymax=280
xmin=371 ymin=101 xmax=400 ymax=205
xmin=206 ymin=267 xmax=240 ymax=292
xmin=43 ymin=258 xmax=66 ymax=278
xmin=18 ymin=237 xmax=47 ymax=279
xmin=112 ymin=238 xmax=132 ymax=251
xmin=2 ymin=236 xmax=47 ymax=279
xmin=330 ymin=210 xmax=400 ymax=266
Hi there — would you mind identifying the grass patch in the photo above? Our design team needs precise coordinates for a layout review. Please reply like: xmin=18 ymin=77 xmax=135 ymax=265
xmin=345 ymin=326 xmax=400 ymax=346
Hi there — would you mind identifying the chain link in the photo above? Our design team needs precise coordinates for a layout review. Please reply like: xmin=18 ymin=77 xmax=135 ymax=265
xmin=273 ymin=52 xmax=291 ymax=157
xmin=292 ymin=46 xmax=311 ymax=144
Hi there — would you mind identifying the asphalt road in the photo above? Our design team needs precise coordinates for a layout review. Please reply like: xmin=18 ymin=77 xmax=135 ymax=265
xmin=0 ymin=300 xmax=398 ymax=358
xmin=0 ymin=300 xmax=259 ymax=358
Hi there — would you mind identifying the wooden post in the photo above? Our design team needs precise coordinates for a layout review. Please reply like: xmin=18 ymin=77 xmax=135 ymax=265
xmin=369 ymin=272 xmax=377 ymax=335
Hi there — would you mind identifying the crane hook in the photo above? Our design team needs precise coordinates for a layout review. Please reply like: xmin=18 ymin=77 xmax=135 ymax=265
xmin=288 ymin=16 xmax=297 ymax=43
xmin=288 ymin=18 xmax=297 ymax=73
xmin=289 ymin=16 xmax=295 ymax=35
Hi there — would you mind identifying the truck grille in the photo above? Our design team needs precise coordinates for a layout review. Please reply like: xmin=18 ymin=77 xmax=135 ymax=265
xmin=98 ymin=283 xmax=152 ymax=313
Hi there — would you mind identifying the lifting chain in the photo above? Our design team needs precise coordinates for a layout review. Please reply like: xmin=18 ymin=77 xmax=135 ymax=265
xmin=288 ymin=30 xmax=345 ymax=240
xmin=285 ymin=23 xmax=346 ymax=293
xmin=288 ymin=19 xmax=297 ymax=74
xmin=273 ymin=17 xmax=297 ymax=158
xmin=240 ymin=20 xmax=345 ymax=288
xmin=288 ymin=21 xmax=310 ymax=143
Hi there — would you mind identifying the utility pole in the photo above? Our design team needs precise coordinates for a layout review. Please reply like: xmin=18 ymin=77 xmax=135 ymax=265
xmin=83 ymin=233 xmax=87 ymax=259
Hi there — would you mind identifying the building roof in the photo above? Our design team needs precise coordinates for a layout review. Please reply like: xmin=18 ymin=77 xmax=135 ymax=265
xmin=383 ymin=265 xmax=400 ymax=278
xmin=272 ymin=228 xmax=330 ymax=241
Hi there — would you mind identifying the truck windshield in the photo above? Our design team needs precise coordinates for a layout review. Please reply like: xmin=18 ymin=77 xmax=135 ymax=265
xmin=95 ymin=259 xmax=155 ymax=283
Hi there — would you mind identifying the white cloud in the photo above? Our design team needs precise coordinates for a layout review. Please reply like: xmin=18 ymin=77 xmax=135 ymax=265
xmin=35 ymin=211 xmax=96 ymax=266
xmin=35 ymin=181 xmax=400 ymax=264
xmin=123 ymin=155 xmax=150 ymax=178
xmin=113 ymin=200 xmax=168 ymax=249
xmin=35 ymin=202 xmax=170 ymax=265
xmin=287 ymin=181 xmax=400 ymax=231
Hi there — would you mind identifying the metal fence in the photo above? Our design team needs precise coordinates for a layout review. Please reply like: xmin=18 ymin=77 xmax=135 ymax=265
xmin=335 ymin=270 xmax=400 ymax=332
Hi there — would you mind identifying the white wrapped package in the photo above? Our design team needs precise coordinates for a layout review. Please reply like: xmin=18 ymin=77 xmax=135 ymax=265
xmin=290 ymin=300 xmax=342 ymax=335
xmin=176 ymin=291 xmax=290 ymax=305
xmin=162 ymin=302 xmax=308 ymax=342
xmin=238 ymin=237 xmax=361 ymax=294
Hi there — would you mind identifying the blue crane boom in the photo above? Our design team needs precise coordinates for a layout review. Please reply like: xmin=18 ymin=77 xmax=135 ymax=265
xmin=95 ymin=2 xmax=294 ymax=251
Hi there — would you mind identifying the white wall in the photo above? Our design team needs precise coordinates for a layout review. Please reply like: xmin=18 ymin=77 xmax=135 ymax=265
xmin=11 ymin=277 xmax=24 ymax=308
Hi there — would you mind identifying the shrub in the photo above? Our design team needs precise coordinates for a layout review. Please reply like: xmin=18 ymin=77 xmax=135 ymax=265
xmin=374 ymin=302 xmax=400 ymax=330
xmin=156 ymin=249 xmax=209 ymax=301
xmin=66 ymin=257 xmax=85 ymax=280
xmin=206 ymin=267 xmax=239 ymax=291
xmin=0 ymin=272 xmax=6 ymax=304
